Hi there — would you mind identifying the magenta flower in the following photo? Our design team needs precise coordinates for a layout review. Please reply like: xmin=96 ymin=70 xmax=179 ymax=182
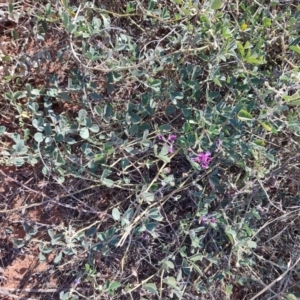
xmin=168 ymin=144 xmax=174 ymax=154
xmin=193 ymin=151 xmax=212 ymax=169
xmin=168 ymin=134 xmax=177 ymax=142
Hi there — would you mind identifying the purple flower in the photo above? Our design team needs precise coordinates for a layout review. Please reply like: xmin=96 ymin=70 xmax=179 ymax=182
xmin=200 ymin=215 xmax=216 ymax=225
xmin=210 ymin=217 xmax=216 ymax=223
xmin=168 ymin=134 xmax=177 ymax=142
xmin=157 ymin=134 xmax=164 ymax=140
xmin=201 ymin=216 xmax=208 ymax=224
xmin=141 ymin=231 xmax=148 ymax=240
xmin=168 ymin=144 xmax=174 ymax=154
xmin=72 ymin=278 xmax=80 ymax=287
xmin=193 ymin=151 xmax=212 ymax=169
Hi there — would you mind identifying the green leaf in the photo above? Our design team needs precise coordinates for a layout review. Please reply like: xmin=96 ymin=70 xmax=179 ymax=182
xmin=259 ymin=121 xmax=277 ymax=133
xmin=237 ymin=41 xmax=245 ymax=57
xmin=245 ymin=56 xmax=263 ymax=65
xmin=189 ymin=253 xmax=203 ymax=262
xmin=80 ymin=127 xmax=89 ymax=139
xmin=283 ymin=90 xmax=300 ymax=102
xmin=143 ymin=283 xmax=157 ymax=294
xmin=189 ymin=261 xmax=202 ymax=275
xmin=253 ymin=139 xmax=265 ymax=147
xmin=237 ymin=109 xmax=253 ymax=121
xmin=8 ymin=2 xmax=14 ymax=13
xmin=163 ymin=276 xmax=178 ymax=290
xmin=211 ymin=0 xmax=222 ymax=10
xmin=285 ymin=100 xmax=300 ymax=106
xmin=225 ymin=229 xmax=237 ymax=244
xmin=112 ymin=208 xmax=121 ymax=221
xmin=286 ymin=293 xmax=297 ymax=300
xmin=213 ymin=77 xmax=222 ymax=87
xmin=126 ymin=2 xmax=136 ymax=13
xmin=62 ymin=12 xmax=69 ymax=28
xmin=289 ymin=45 xmax=300 ymax=54
xmin=263 ymin=17 xmax=271 ymax=27
xmin=183 ymin=122 xmax=191 ymax=133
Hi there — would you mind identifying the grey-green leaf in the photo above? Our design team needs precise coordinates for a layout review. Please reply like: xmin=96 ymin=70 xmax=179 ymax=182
xmin=148 ymin=208 xmax=163 ymax=221
xmin=102 ymin=178 xmax=114 ymax=187
xmin=112 ymin=208 xmax=121 ymax=221
xmin=141 ymin=191 xmax=155 ymax=203
xmin=89 ymin=124 xmax=100 ymax=133
xmin=80 ymin=127 xmax=89 ymax=139
xmin=53 ymin=251 xmax=63 ymax=264
xmin=34 ymin=132 xmax=44 ymax=142
xmin=78 ymin=109 xmax=87 ymax=124
xmin=44 ymin=123 xmax=52 ymax=136
xmin=0 ymin=126 xmax=6 ymax=136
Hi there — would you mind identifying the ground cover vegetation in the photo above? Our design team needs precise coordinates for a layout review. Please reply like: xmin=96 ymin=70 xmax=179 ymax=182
xmin=1 ymin=0 xmax=300 ymax=299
